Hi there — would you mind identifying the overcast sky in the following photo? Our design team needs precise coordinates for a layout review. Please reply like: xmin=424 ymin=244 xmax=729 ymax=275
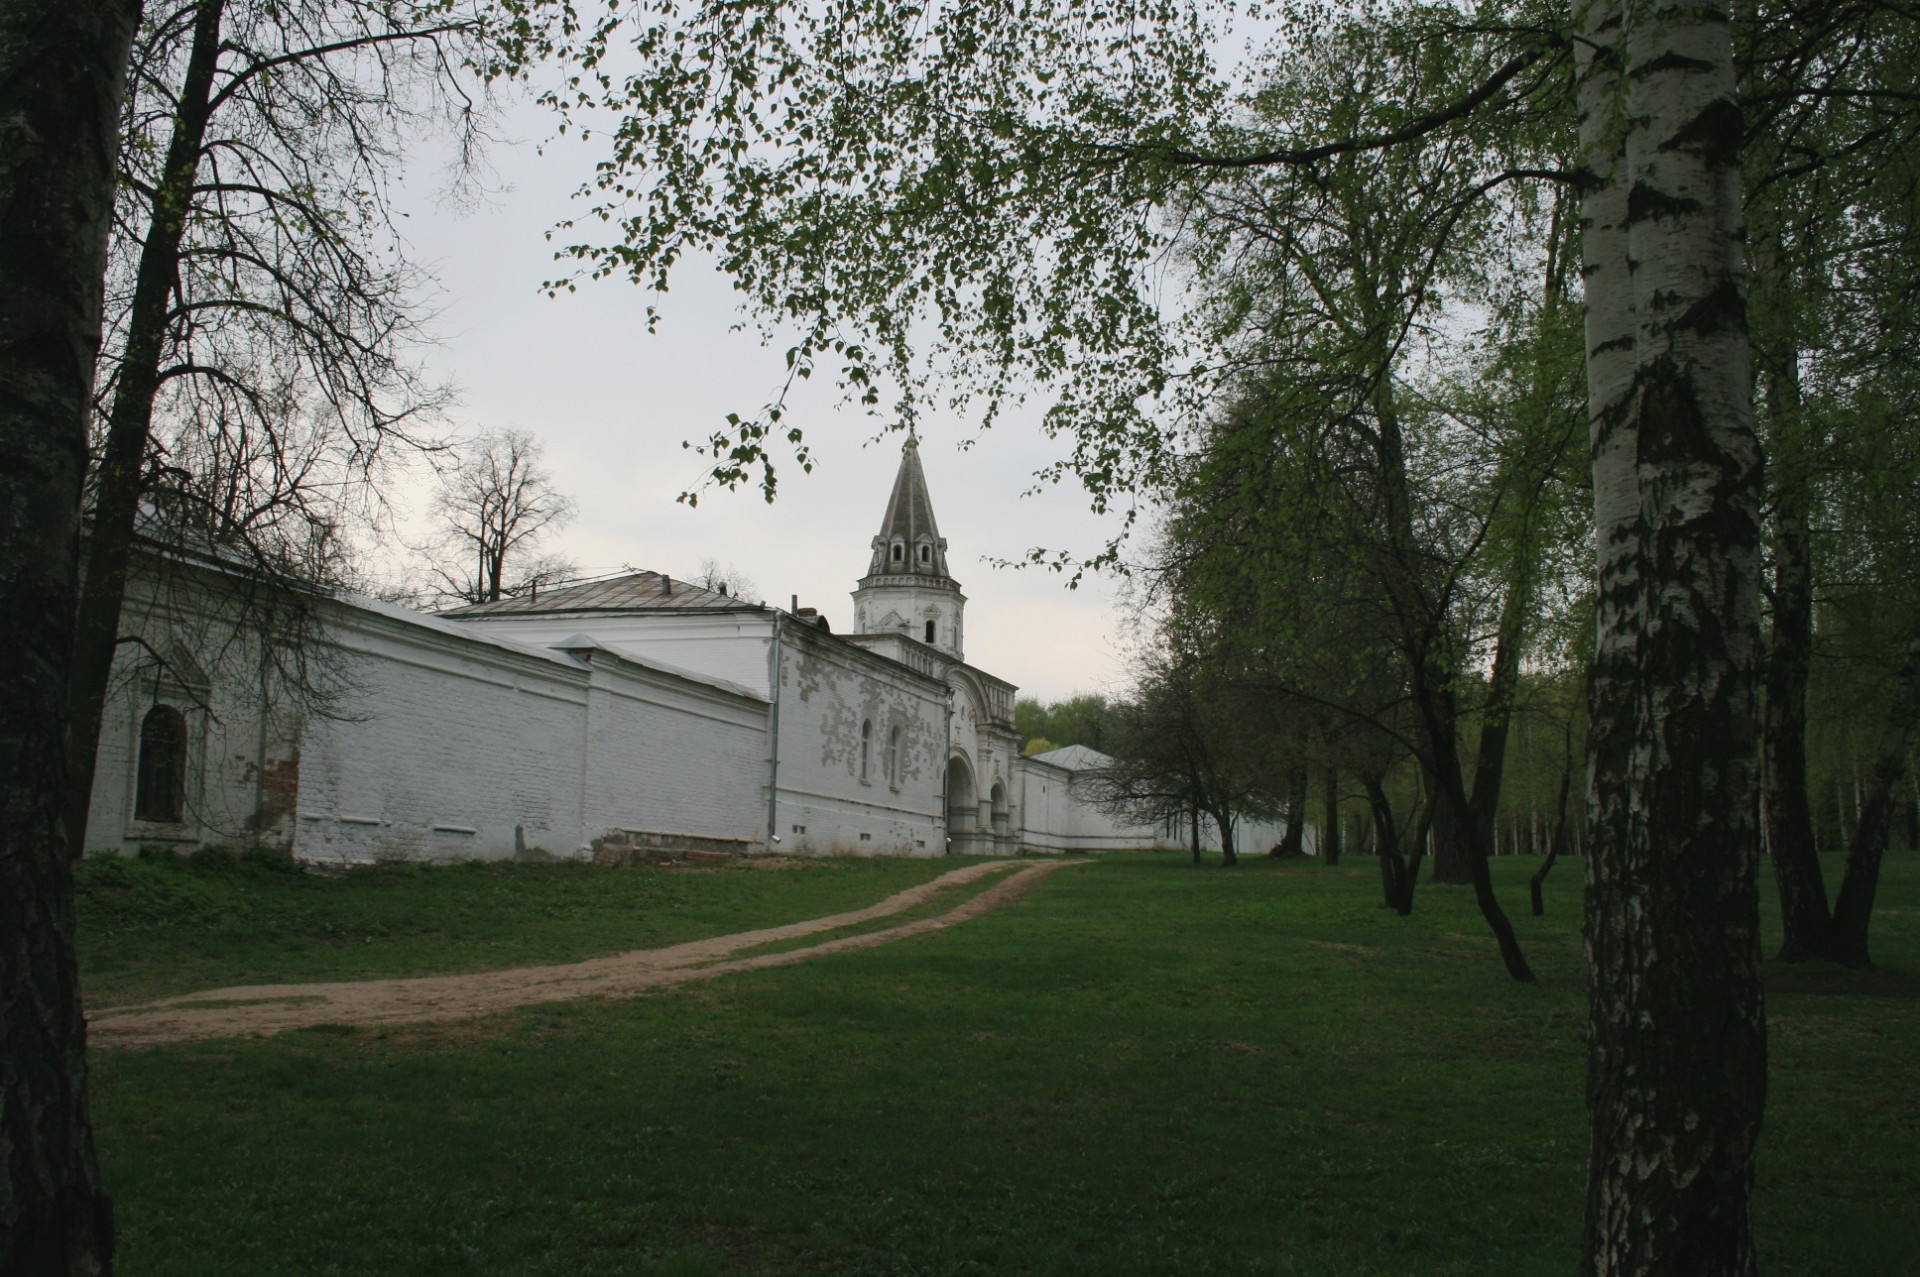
xmin=389 ymin=98 xmax=1145 ymax=705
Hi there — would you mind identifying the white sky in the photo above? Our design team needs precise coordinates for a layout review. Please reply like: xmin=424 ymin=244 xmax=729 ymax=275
xmin=391 ymin=102 xmax=1143 ymax=705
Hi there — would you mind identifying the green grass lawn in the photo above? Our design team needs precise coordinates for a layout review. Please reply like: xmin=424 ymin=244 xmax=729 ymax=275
xmin=82 ymin=851 xmax=1920 ymax=1275
xmin=76 ymin=849 xmax=970 ymax=1006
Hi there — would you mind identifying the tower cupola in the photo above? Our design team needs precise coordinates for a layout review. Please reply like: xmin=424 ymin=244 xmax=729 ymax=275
xmin=864 ymin=432 xmax=951 ymax=579
xmin=852 ymin=432 xmax=966 ymax=659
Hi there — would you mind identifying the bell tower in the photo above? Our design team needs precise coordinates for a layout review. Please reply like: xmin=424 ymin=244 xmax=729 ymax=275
xmin=852 ymin=431 xmax=966 ymax=659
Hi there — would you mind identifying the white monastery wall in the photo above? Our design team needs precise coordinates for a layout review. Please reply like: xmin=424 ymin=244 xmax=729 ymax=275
xmin=454 ymin=611 xmax=776 ymax=694
xmin=772 ymin=621 xmax=947 ymax=856
xmin=567 ymin=640 xmax=768 ymax=852
xmin=91 ymin=420 xmax=1278 ymax=867
xmin=87 ymin=560 xmax=785 ymax=864
xmin=292 ymin=603 xmax=590 ymax=863
xmin=1011 ymin=758 xmax=1079 ymax=853
xmin=85 ymin=568 xmax=294 ymax=857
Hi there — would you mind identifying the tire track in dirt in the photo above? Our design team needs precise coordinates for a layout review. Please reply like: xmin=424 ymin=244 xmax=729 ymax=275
xmin=90 ymin=858 xmax=1087 ymax=1049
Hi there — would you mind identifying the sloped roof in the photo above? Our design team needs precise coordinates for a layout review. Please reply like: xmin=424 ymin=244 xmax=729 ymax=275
xmin=1027 ymin=743 xmax=1115 ymax=772
xmin=863 ymin=433 xmax=953 ymax=581
xmin=440 ymin=570 xmax=753 ymax=617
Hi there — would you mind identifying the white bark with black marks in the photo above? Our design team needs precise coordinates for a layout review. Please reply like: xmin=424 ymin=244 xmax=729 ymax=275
xmin=1577 ymin=0 xmax=1766 ymax=1271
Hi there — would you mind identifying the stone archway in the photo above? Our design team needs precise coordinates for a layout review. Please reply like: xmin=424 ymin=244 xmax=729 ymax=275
xmin=989 ymin=779 xmax=1009 ymax=846
xmin=946 ymin=754 xmax=977 ymax=854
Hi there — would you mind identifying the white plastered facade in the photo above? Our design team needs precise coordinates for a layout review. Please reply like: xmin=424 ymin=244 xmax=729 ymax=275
xmin=82 ymin=442 xmax=1175 ymax=862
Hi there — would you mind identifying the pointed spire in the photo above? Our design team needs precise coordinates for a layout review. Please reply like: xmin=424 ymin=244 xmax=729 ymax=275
xmin=865 ymin=431 xmax=952 ymax=580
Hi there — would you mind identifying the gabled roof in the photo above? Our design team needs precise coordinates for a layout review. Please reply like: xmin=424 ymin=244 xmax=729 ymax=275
xmin=440 ymin=570 xmax=754 ymax=617
xmin=863 ymin=433 xmax=953 ymax=581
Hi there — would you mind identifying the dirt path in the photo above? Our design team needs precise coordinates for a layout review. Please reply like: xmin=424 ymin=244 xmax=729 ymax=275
xmin=90 ymin=858 xmax=1086 ymax=1050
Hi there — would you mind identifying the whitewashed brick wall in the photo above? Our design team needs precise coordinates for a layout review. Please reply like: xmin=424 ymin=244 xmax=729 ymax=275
xmin=89 ymin=553 xmax=1250 ymax=865
xmin=771 ymin=620 xmax=947 ymax=856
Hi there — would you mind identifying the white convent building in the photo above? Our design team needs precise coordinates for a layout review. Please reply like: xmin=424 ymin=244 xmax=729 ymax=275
xmin=80 ymin=435 xmax=1198 ymax=862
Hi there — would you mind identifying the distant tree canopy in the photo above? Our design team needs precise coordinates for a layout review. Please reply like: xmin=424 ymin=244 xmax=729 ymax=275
xmin=1014 ymin=694 xmax=1116 ymax=756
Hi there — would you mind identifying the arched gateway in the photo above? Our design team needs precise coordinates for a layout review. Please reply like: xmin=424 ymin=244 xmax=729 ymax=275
xmin=946 ymin=753 xmax=977 ymax=854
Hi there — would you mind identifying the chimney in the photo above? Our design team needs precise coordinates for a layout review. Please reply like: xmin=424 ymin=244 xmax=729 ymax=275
xmin=791 ymin=593 xmax=799 ymax=613
xmin=661 ymin=574 xmax=672 ymax=595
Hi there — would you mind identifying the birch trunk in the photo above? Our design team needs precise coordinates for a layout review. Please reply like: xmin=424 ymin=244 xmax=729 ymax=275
xmin=1577 ymin=0 xmax=1766 ymax=1271
xmin=0 ymin=0 xmax=141 ymax=1270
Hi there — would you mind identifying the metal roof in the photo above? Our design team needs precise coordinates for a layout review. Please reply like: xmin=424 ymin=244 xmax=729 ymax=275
xmin=862 ymin=433 xmax=954 ymax=582
xmin=440 ymin=570 xmax=756 ymax=617
xmin=1027 ymin=744 xmax=1115 ymax=772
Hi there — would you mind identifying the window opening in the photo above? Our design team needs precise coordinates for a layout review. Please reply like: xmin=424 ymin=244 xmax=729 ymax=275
xmin=135 ymin=705 xmax=187 ymax=823
xmin=889 ymin=726 xmax=901 ymax=784
xmin=861 ymin=720 xmax=872 ymax=780
xmin=925 ymin=619 xmax=936 ymax=643
xmin=919 ymin=544 xmax=931 ymax=564
xmin=891 ymin=542 xmax=903 ymax=563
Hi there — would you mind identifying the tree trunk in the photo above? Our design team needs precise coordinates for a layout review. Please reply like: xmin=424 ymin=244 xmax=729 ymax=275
xmin=1365 ymin=775 xmax=1434 ymax=916
xmin=1754 ymin=232 xmax=1832 ymax=962
xmin=1426 ymin=779 xmax=1474 ymax=883
xmin=1215 ymin=809 xmax=1237 ymax=867
xmin=1321 ymin=765 xmax=1342 ymax=866
xmin=1364 ymin=775 xmax=1408 ymax=912
xmin=1189 ymin=805 xmax=1201 ymax=864
xmin=1273 ymin=761 xmax=1308 ymax=856
xmin=1761 ymin=480 xmax=1831 ymax=960
xmin=1401 ymin=798 xmax=1433 ymax=915
xmin=0 ymin=0 xmax=141 ymax=1270
xmin=1529 ymin=834 xmax=1560 ymax=918
xmin=64 ymin=0 xmax=230 ymax=858
xmin=1531 ymin=747 xmax=1576 ymax=917
xmin=1576 ymin=2 xmax=1766 ymax=1270
xmin=1406 ymin=647 xmax=1533 ymax=980
xmin=1465 ymin=565 xmax=1532 ymax=869
xmin=1828 ymin=632 xmax=1920 ymax=967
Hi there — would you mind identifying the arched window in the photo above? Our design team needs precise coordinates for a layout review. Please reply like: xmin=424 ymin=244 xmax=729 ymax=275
xmin=918 ymin=543 xmax=931 ymax=565
xmin=135 ymin=705 xmax=187 ymax=823
xmin=889 ymin=726 xmax=901 ymax=785
xmin=890 ymin=541 xmax=904 ymax=564
xmin=924 ymin=619 xmax=936 ymax=643
xmin=860 ymin=719 xmax=872 ymax=781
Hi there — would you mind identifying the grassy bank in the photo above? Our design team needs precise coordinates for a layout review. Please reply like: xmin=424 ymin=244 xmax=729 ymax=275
xmin=76 ymin=849 xmax=968 ymax=1006
xmin=84 ymin=852 xmax=1920 ymax=1275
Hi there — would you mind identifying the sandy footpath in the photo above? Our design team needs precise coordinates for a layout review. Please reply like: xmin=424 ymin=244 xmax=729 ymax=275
xmin=90 ymin=858 xmax=1085 ymax=1049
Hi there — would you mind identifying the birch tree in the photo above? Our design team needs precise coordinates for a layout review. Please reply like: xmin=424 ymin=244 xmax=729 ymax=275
xmin=539 ymin=6 xmax=1773 ymax=1257
xmin=1575 ymin=0 xmax=1765 ymax=1269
